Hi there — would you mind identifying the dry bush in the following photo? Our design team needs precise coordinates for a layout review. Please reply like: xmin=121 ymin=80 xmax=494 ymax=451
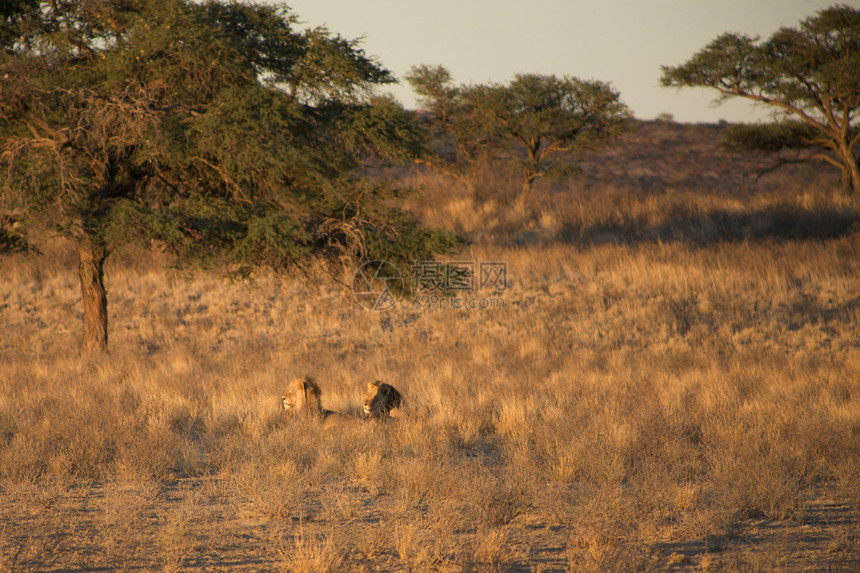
xmin=462 ymin=526 xmax=515 ymax=572
xmin=278 ymin=528 xmax=346 ymax=573
xmin=393 ymin=517 xmax=455 ymax=571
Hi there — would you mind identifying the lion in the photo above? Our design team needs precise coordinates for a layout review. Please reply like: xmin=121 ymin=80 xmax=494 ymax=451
xmin=363 ymin=381 xmax=404 ymax=419
xmin=282 ymin=376 xmax=354 ymax=428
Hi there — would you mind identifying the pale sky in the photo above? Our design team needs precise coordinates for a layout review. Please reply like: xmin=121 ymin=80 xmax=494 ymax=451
xmin=277 ymin=0 xmax=850 ymax=123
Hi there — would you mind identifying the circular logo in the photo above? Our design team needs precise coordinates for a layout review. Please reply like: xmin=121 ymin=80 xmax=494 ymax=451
xmin=352 ymin=260 xmax=403 ymax=311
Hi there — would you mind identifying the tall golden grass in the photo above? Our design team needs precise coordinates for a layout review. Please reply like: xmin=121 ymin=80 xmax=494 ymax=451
xmin=1 ymin=121 xmax=859 ymax=571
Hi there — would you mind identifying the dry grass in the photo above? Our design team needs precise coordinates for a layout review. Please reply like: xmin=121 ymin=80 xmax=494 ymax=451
xmin=1 ymin=121 xmax=859 ymax=571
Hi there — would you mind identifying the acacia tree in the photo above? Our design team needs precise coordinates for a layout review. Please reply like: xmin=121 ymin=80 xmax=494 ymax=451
xmin=478 ymin=74 xmax=630 ymax=209
xmin=407 ymin=65 xmax=631 ymax=209
xmin=661 ymin=5 xmax=860 ymax=194
xmin=0 ymin=0 xmax=457 ymax=352
xmin=405 ymin=64 xmax=481 ymax=191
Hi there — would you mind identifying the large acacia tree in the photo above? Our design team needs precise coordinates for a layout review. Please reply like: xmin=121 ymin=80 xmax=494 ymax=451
xmin=407 ymin=65 xmax=630 ymax=209
xmin=661 ymin=5 xmax=860 ymax=194
xmin=0 ymin=0 xmax=456 ymax=352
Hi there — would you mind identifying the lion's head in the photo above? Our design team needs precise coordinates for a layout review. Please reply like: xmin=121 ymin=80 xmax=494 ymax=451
xmin=363 ymin=381 xmax=403 ymax=418
xmin=282 ymin=376 xmax=323 ymax=416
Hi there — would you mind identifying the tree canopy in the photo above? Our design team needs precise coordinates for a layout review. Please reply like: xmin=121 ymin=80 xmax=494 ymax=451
xmin=661 ymin=5 xmax=860 ymax=194
xmin=0 ymin=0 xmax=459 ymax=352
xmin=407 ymin=65 xmax=630 ymax=210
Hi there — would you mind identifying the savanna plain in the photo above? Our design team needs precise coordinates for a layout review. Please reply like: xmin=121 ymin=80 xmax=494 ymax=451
xmin=2 ymin=121 xmax=859 ymax=571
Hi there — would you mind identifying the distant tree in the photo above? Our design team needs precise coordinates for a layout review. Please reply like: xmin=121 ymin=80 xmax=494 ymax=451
xmin=661 ymin=5 xmax=860 ymax=194
xmin=405 ymin=64 xmax=459 ymax=126
xmin=477 ymin=74 xmax=631 ymax=210
xmin=0 ymin=0 xmax=458 ymax=353
xmin=405 ymin=65 xmax=482 ymax=191
xmin=407 ymin=66 xmax=631 ymax=210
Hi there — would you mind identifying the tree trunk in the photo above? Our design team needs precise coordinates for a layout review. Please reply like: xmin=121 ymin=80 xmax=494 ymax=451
xmin=848 ymin=160 xmax=860 ymax=196
xmin=78 ymin=239 xmax=108 ymax=353
xmin=511 ymin=177 xmax=535 ymax=213
xmin=837 ymin=144 xmax=860 ymax=195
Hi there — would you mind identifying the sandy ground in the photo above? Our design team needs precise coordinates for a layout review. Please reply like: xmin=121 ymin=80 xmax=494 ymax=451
xmin=2 ymin=477 xmax=857 ymax=572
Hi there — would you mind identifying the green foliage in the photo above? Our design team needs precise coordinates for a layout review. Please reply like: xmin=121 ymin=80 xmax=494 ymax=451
xmin=661 ymin=5 xmax=860 ymax=193
xmin=405 ymin=64 xmax=458 ymax=125
xmin=723 ymin=121 xmax=820 ymax=153
xmin=232 ymin=211 xmax=312 ymax=276
xmin=0 ymin=0 xmax=446 ymax=272
xmin=484 ymin=74 xmax=630 ymax=181
xmin=0 ymin=212 xmax=29 ymax=254
xmin=0 ymin=0 xmax=457 ymax=350
xmin=406 ymin=66 xmax=631 ymax=203
xmin=331 ymin=95 xmax=428 ymax=163
xmin=0 ymin=0 xmax=39 ymax=49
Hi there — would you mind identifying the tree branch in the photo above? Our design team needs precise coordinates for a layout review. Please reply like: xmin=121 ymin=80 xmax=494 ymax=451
xmin=750 ymin=156 xmax=813 ymax=181
xmin=726 ymin=86 xmax=826 ymax=130
xmin=191 ymin=156 xmax=250 ymax=202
